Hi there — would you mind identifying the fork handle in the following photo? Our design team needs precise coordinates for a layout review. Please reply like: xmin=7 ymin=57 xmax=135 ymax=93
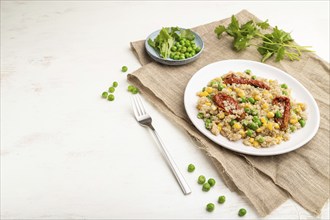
xmin=150 ymin=126 xmax=192 ymax=195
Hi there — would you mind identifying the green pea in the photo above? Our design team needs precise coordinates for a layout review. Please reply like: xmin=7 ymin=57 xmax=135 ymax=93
xmin=244 ymin=108 xmax=251 ymax=114
xmin=202 ymin=182 xmax=211 ymax=192
xmin=113 ymin=81 xmax=118 ymax=88
xmin=175 ymin=42 xmax=180 ymax=47
xmin=187 ymin=46 xmax=193 ymax=52
xmin=202 ymin=87 xmax=206 ymax=92
xmin=208 ymin=178 xmax=216 ymax=187
xmin=185 ymin=41 xmax=191 ymax=47
xmin=210 ymin=81 xmax=219 ymax=87
xmin=246 ymin=129 xmax=254 ymax=137
xmin=192 ymin=44 xmax=197 ymax=50
xmin=198 ymin=175 xmax=206 ymax=184
xmin=190 ymin=51 xmax=196 ymax=56
xmin=238 ymin=208 xmax=247 ymax=217
xmin=290 ymin=126 xmax=296 ymax=132
xmin=229 ymin=119 xmax=237 ymax=126
xmin=197 ymin=112 xmax=204 ymax=119
xmin=205 ymin=119 xmax=212 ymax=130
xmin=251 ymin=75 xmax=256 ymax=80
xmin=218 ymin=84 xmax=225 ymax=91
xmin=180 ymin=40 xmax=185 ymax=45
xmin=242 ymin=120 xmax=249 ymax=127
xmin=257 ymin=136 xmax=264 ymax=143
xmin=173 ymin=55 xmax=180 ymax=60
xmin=108 ymin=87 xmax=115 ymax=93
xmin=252 ymin=116 xmax=262 ymax=126
xmin=245 ymin=69 xmax=251 ymax=75
xmin=218 ymin=195 xmax=226 ymax=204
xmin=282 ymin=90 xmax=288 ymax=95
xmin=281 ymin=84 xmax=288 ymax=89
xmin=170 ymin=53 xmax=175 ymax=59
xmin=275 ymin=111 xmax=282 ymax=118
xmin=240 ymin=97 xmax=247 ymax=103
xmin=248 ymin=122 xmax=259 ymax=131
xmin=187 ymin=164 xmax=195 ymax=172
xmin=107 ymin=94 xmax=115 ymax=101
xmin=181 ymin=47 xmax=187 ymax=53
xmin=195 ymin=46 xmax=201 ymax=53
xmin=206 ymin=203 xmax=215 ymax=212
xmin=121 ymin=66 xmax=128 ymax=72
xmin=131 ymin=88 xmax=139 ymax=94
xmin=101 ymin=91 xmax=108 ymax=98
xmin=128 ymin=85 xmax=134 ymax=92
xmin=247 ymin=97 xmax=256 ymax=104
xmin=299 ymin=119 xmax=306 ymax=127
xmin=171 ymin=46 xmax=177 ymax=52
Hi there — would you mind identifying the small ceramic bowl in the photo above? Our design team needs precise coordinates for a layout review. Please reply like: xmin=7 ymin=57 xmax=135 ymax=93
xmin=145 ymin=28 xmax=204 ymax=66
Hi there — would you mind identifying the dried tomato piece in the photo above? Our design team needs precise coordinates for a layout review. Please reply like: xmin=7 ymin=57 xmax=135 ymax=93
xmin=272 ymin=96 xmax=291 ymax=130
xmin=213 ymin=93 xmax=245 ymax=119
xmin=223 ymin=73 xmax=270 ymax=90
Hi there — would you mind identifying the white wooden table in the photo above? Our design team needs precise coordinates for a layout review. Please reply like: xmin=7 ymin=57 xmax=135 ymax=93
xmin=1 ymin=1 xmax=329 ymax=219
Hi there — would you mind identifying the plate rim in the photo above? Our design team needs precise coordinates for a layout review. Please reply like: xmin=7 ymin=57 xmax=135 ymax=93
xmin=184 ymin=59 xmax=320 ymax=156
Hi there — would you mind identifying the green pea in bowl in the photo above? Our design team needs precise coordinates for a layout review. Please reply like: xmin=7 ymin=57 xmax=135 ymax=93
xmin=145 ymin=27 xmax=204 ymax=66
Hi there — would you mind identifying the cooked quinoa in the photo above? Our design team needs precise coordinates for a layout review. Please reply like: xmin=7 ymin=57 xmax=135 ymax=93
xmin=196 ymin=70 xmax=307 ymax=148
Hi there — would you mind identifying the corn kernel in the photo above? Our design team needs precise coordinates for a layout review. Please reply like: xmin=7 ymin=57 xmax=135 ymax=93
xmin=199 ymin=91 xmax=209 ymax=97
xmin=218 ymin=124 xmax=222 ymax=131
xmin=253 ymin=141 xmax=260 ymax=147
xmin=256 ymin=128 xmax=262 ymax=132
xmin=262 ymin=103 xmax=269 ymax=110
xmin=218 ymin=112 xmax=225 ymax=119
xmin=206 ymin=87 xmax=213 ymax=93
xmin=269 ymin=79 xmax=274 ymax=83
xmin=267 ymin=123 xmax=273 ymax=130
xmin=276 ymin=136 xmax=283 ymax=144
xmin=299 ymin=103 xmax=306 ymax=110
xmin=262 ymin=90 xmax=269 ymax=95
xmin=294 ymin=106 xmax=302 ymax=113
xmin=239 ymin=130 xmax=246 ymax=138
xmin=261 ymin=117 xmax=267 ymax=124
xmin=245 ymin=103 xmax=252 ymax=108
xmin=205 ymin=102 xmax=211 ymax=106
xmin=254 ymin=95 xmax=261 ymax=101
xmin=227 ymin=88 xmax=232 ymax=92
xmin=249 ymin=138 xmax=254 ymax=143
xmin=290 ymin=118 xmax=298 ymax=124
xmin=233 ymin=123 xmax=242 ymax=130
xmin=237 ymin=91 xmax=245 ymax=98
xmin=267 ymin=112 xmax=275 ymax=118
xmin=274 ymin=123 xmax=280 ymax=129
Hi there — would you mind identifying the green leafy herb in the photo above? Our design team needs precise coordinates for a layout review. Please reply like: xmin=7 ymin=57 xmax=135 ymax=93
xmin=148 ymin=27 xmax=196 ymax=59
xmin=214 ymin=15 xmax=312 ymax=62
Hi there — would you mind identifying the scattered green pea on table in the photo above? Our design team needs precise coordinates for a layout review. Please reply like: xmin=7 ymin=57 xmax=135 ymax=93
xmin=218 ymin=195 xmax=226 ymax=204
xmin=122 ymin=66 xmax=128 ymax=72
xmin=207 ymin=178 xmax=216 ymax=187
xmin=198 ymin=175 xmax=206 ymax=184
xmin=238 ymin=208 xmax=247 ymax=217
xmin=206 ymin=203 xmax=215 ymax=212
xmin=187 ymin=164 xmax=195 ymax=172
xmin=202 ymin=182 xmax=211 ymax=192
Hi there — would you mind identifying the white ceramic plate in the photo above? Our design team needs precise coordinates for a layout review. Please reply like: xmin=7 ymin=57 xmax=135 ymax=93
xmin=184 ymin=59 xmax=320 ymax=156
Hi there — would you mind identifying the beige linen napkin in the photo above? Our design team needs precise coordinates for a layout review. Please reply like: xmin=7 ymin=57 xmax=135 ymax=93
xmin=128 ymin=10 xmax=329 ymax=216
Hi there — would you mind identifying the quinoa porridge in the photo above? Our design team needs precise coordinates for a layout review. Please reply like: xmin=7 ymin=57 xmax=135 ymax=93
xmin=196 ymin=70 xmax=307 ymax=148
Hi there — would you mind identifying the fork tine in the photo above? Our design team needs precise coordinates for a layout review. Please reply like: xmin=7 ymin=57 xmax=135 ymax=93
xmin=130 ymin=95 xmax=140 ymax=118
xmin=136 ymin=94 xmax=147 ymax=115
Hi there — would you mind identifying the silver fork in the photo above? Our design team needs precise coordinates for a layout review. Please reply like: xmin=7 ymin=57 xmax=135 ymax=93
xmin=131 ymin=94 xmax=191 ymax=195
